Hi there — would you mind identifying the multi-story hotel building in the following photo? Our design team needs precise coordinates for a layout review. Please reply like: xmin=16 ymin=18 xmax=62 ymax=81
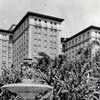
xmin=12 ymin=12 xmax=64 ymax=67
xmin=61 ymin=26 xmax=100 ymax=60
xmin=0 ymin=29 xmax=12 ymax=75
xmin=0 ymin=11 xmax=63 ymax=71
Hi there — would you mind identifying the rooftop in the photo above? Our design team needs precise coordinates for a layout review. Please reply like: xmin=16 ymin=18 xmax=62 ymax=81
xmin=0 ymin=29 xmax=12 ymax=34
xmin=13 ymin=11 xmax=64 ymax=33
xmin=65 ymin=25 xmax=100 ymax=42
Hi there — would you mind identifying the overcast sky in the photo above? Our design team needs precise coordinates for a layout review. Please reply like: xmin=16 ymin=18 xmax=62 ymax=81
xmin=0 ymin=0 xmax=100 ymax=38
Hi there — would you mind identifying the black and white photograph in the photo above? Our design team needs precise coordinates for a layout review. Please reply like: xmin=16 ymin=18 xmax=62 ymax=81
xmin=0 ymin=0 xmax=100 ymax=100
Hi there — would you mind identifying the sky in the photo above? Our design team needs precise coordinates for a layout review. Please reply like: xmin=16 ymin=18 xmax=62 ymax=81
xmin=0 ymin=0 xmax=100 ymax=38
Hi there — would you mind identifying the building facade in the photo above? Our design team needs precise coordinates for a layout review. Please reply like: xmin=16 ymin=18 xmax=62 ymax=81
xmin=0 ymin=30 xmax=12 ymax=75
xmin=0 ymin=11 xmax=63 ymax=73
xmin=12 ymin=12 xmax=64 ymax=67
xmin=61 ymin=26 xmax=100 ymax=60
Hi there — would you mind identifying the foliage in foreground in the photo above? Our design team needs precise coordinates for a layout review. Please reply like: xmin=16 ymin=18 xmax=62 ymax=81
xmin=0 ymin=45 xmax=100 ymax=100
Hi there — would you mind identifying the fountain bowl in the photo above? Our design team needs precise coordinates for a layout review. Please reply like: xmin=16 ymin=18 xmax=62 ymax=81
xmin=2 ymin=82 xmax=53 ymax=100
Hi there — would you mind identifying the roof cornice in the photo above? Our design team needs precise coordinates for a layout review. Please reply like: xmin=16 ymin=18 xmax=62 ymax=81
xmin=13 ymin=11 xmax=64 ymax=33
xmin=66 ymin=25 xmax=100 ymax=42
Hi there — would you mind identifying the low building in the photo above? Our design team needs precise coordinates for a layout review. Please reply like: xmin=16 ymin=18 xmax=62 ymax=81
xmin=61 ymin=26 xmax=100 ymax=59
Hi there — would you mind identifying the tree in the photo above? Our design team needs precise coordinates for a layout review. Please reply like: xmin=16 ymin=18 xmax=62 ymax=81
xmin=36 ymin=44 xmax=100 ymax=100
xmin=0 ymin=64 xmax=22 ymax=100
xmin=34 ymin=51 xmax=94 ymax=100
xmin=30 ymin=50 xmax=100 ymax=100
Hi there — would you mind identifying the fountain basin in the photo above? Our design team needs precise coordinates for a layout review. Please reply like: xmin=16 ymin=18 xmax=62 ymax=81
xmin=2 ymin=83 xmax=53 ymax=100
xmin=2 ymin=83 xmax=53 ymax=93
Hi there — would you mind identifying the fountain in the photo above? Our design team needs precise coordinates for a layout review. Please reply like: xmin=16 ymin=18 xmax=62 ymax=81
xmin=2 ymin=80 xmax=53 ymax=100
xmin=2 ymin=58 xmax=53 ymax=100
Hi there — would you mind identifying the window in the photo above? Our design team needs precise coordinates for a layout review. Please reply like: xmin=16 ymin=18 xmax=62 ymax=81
xmin=38 ymin=32 xmax=41 ymax=35
xmin=34 ymin=38 xmax=37 ymax=40
xmin=2 ymin=55 xmax=6 ymax=58
xmin=8 ymin=56 xmax=11 ymax=59
xmin=72 ymin=40 xmax=74 ymax=45
xmin=2 ymin=50 xmax=6 ymax=53
xmin=2 ymin=40 xmax=7 ymax=44
xmin=34 ymin=44 xmax=37 ymax=47
xmin=69 ymin=41 xmax=71 ymax=45
xmin=38 ymin=44 xmax=41 ymax=47
xmin=8 ymin=62 xmax=11 ymax=64
xmin=38 ymin=20 xmax=41 ymax=26
xmin=39 ymin=19 xmax=41 ymax=22
xmin=8 ymin=47 xmax=12 ymax=52
xmin=79 ymin=36 xmax=81 ymax=41
xmin=54 ymin=23 xmax=56 ymax=25
xmin=75 ymin=38 xmax=77 ymax=43
xmin=87 ymin=32 xmax=89 ymax=37
xmin=95 ymin=31 xmax=98 ymax=33
xmin=2 ymin=61 xmax=6 ymax=64
xmin=83 ymin=34 xmax=85 ymax=39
